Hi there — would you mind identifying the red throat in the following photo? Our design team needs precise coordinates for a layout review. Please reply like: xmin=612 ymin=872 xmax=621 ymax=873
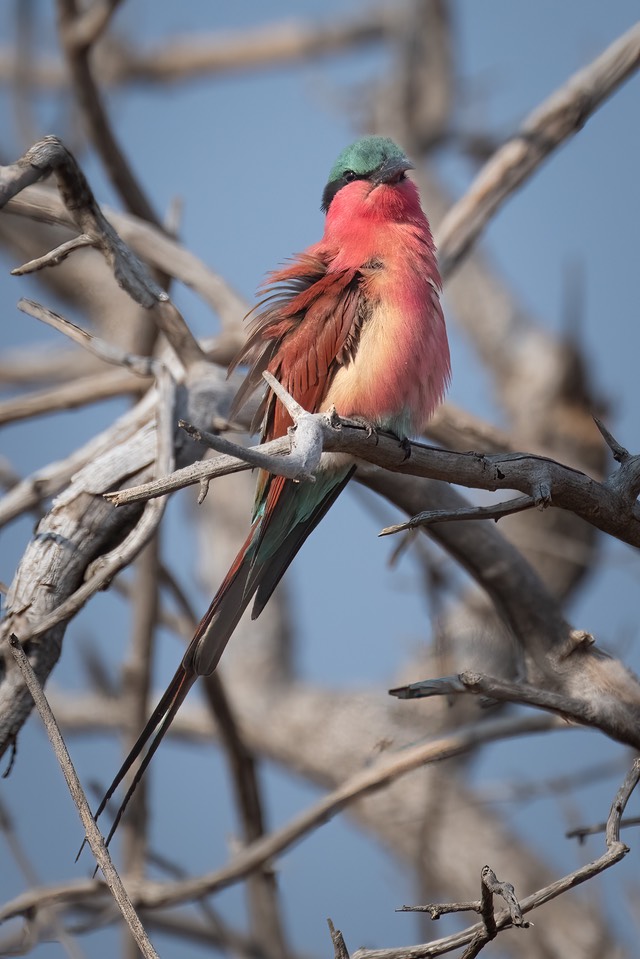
xmin=325 ymin=176 xmax=429 ymax=232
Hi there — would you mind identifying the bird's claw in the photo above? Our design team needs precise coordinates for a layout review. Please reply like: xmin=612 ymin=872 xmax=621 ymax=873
xmin=342 ymin=415 xmax=379 ymax=440
xmin=398 ymin=436 xmax=412 ymax=461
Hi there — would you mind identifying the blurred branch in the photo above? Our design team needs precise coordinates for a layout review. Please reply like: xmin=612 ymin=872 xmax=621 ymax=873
xmin=0 ymin=137 xmax=206 ymax=368
xmin=0 ymin=6 xmax=397 ymax=90
xmin=119 ymin=537 xmax=159 ymax=929
xmin=0 ymin=796 xmax=86 ymax=958
xmin=160 ymin=567 xmax=292 ymax=958
xmin=57 ymin=0 xmax=160 ymax=225
xmin=436 ymin=21 xmax=640 ymax=278
xmin=0 ymin=385 xmax=157 ymax=530
xmin=0 ymin=713 xmax=559 ymax=921
xmin=61 ymin=0 xmax=125 ymax=51
xmin=0 ymin=367 xmax=149 ymax=426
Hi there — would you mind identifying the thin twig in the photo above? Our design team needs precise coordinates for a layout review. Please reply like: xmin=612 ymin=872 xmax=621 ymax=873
xmin=349 ymin=762 xmax=638 ymax=958
xmin=18 ymin=298 xmax=159 ymax=377
xmin=593 ymin=416 xmax=629 ymax=463
xmin=6 ymin=636 xmax=159 ymax=959
xmin=567 ymin=814 xmax=640 ymax=843
xmin=379 ymin=494 xmax=536 ymax=536
xmin=390 ymin=670 xmax=615 ymax=738
xmin=11 ymin=233 xmax=95 ymax=273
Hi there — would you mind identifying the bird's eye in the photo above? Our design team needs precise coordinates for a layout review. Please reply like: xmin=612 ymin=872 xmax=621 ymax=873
xmin=343 ymin=170 xmax=357 ymax=182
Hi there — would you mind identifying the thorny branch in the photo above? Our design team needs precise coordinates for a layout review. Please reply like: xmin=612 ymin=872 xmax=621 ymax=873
xmin=109 ymin=398 xmax=640 ymax=551
xmin=398 ymin=865 xmax=529 ymax=959
xmin=347 ymin=761 xmax=640 ymax=959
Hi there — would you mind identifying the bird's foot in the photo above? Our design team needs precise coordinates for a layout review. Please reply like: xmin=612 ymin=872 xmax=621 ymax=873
xmin=397 ymin=435 xmax=412 ymax=461
xmin=341 ymin=415 xmax=380 ymax=440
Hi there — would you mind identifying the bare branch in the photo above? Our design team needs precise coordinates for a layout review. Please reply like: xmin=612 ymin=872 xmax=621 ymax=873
xmin=11 ymin=232 xmax=95 ymax=274
xmin=4 ymin=182 xmax=247 ymax=343
xmin=398 ymin=865 xmax=529 ymax=959
xmin=105 ymin=409 xmax=640 ymax=552
xmin=390 ymin=670 xmax=618 ymax=739
xmin=17 ymin=298 xmax=159 ymax=377
xmin=0 ymin=367 xmax=149 ymax=427
xmin=7 ymin=636 xmax=159 ymax=959
xmin=436 ymin=22 xmax=640 ymax=277
xmin=0 ymin=137 xmax=162 ymax=307
xmin=380 ymin=494 xmax=536 ymax=536
xmin=0 ymin=138 xmax=207 ymax=368
xmin=350 ymin=761 xmax=638 ymax=958
xmin=0 ymin=714 xmax=559 ymax=922
xmin=593 ymin=415 xmax=630 ymax=463
xmin=328 ymin=918 xmax=351 ymax=959
xmin=57 ymin=0 xmax=160 ymax=225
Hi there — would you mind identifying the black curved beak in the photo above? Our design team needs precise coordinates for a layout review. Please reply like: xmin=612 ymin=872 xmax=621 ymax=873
xmin=371 ymin=155 xmax=414 ymax=185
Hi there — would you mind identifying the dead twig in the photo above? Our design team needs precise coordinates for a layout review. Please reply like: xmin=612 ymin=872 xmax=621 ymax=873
xmin=398 ymin=865 xmax=529 ymax=959
xmin=349 ymin=760 xmax=638 ymax=958
xmin=0 ymin=137 xmax=206 ymax=369
xmin=6 ymin=636 xmax=159 ymax=959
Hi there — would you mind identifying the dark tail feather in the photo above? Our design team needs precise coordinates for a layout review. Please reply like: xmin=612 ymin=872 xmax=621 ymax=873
xmin=78 ymin=666 xmax=194 ymax=860
xmin=82 ymin=538 xmax=258 ymax=858
xmin=251 ymin=465 xmax=356 ymax=618
xmin=82 ymin=469 xmax=352 ymax=857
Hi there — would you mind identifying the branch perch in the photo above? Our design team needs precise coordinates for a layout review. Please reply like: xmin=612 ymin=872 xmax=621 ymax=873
xmin=106 ymin=387 xmax=640 ymax=552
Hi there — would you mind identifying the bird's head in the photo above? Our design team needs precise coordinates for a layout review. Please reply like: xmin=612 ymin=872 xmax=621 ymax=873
xmin=321 ymin=136 xmax=415 ymax=216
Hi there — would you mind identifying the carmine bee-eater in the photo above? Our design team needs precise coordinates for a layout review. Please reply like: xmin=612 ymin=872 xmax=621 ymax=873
xmin=96 ymin=136 xmax=450 ymax=843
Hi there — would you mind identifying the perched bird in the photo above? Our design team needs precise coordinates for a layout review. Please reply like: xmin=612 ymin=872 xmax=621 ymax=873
xmin=96 ymin=135 xmax=450 ymax=843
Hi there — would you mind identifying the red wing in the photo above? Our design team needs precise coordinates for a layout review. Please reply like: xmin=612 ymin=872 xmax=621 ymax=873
xmin=229 ymin=252 xmax=369 ymax=528
xmin=230 ymin=253 xmax=368 ymax=442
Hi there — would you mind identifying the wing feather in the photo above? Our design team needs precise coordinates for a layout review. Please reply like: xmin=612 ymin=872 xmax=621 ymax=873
xmin=230 ymin=253 xmax=372 ymax=440
xmin=228 ymin=251 xmax=372 ymax=531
